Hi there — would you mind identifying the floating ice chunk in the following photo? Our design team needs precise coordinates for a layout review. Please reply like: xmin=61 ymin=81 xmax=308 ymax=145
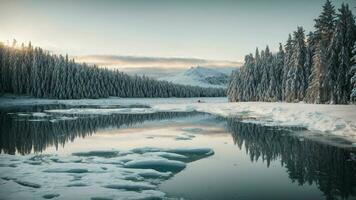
xmin=1 ymin=177 xmax=16 ymax=181
xmin=0 ymin=146 xmax=213 ymax=199
xmin=72 ymin=150 xmax=119 ymax=158
xmin=124 ymin=158 xmax=186 ymax=172
xmin=181 ymin=127 xmax=203 ymax=133
xmin=90 ymin=157 xmax=124 ymax=165
xmin=131 ymin=147 xmax=214 ymax=162
xmin=103 ymin=180 xmax=156 ymax=191
xmin=0 ymin=163 xmax=18 ymax=167
xmin=49 ymin=156 xmax=82 ymax=163
xmin=42 ymin=194 xmax=60 ymax=199
xmin=44 ymin=168 xmax=89 ymax=173
xmin=14 ymin=180 xmax=41 ymax=188
xmin=49 ymin=116 xmax=78 ymax=123
xmin=133 ymin=169 xmax=172 ymax=179
xmin=131 ymin=147 xmax=162 ymax=154
xmin=16 ymin=113 xmax=31 ymax=117
xmin=90 ymin=189 xmax=165 ymax=200
xmin=167 ymin=147 xmax=214 ymax=156
xmin=137 ymin=190 xmax=166 ymax=199
xmin=175 ymin=133 xmax=196 ymax=140
xmin=67 ymin=183 xmax=88 ymax=187
xmin=91 ymin=197 xmax=113 ymax=200
xmin=175 ymin=135 xmax=193 ymax=140
xmin=142 ymin=152 xmax=188 ymax=160
xmin=23 ymin=160 xmax=42 ymax=165
xmin=183 ymin=133 xmax=196 ymax=138
xmin=31 ymin=112 xmax=49 ymax=117
xmin=30 ymin=119 xmax=49 ymax=122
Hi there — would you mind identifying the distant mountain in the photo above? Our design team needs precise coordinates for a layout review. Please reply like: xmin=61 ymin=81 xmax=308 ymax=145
xmin=158 ymin=66 xmax=234 ymax=88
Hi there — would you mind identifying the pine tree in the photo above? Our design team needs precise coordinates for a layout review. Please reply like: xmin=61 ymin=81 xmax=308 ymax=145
xmin=275 ymin=43 xmax=285 ymax=101
xmin=328 ymin=3 xmax=356 ymax=104
xmin=314 ymin=0 xmax=336 ymax=103
xmin=292 ymin=27 xmax=307 ymax=101
xmin=282 ymin=34 xmax=293 ymax=101
xmin=351 ymin=42 xmax=356 ymax=102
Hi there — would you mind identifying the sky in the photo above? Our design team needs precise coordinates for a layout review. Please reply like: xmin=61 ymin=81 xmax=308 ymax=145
xmin=0 ymin=0 xmax=355 ymax=70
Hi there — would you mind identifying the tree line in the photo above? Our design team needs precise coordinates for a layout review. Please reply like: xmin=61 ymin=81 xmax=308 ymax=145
xmin=228 ymin=1 xmax=356 ymax=104
xmin=0 ymin=42 xmax=225 ymax=99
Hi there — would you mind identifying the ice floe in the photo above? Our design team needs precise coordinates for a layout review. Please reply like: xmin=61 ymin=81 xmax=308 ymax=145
xmin=0 ymin=146 xmax=214 ymax=199
xmin=124 ymin=158 xmax=186 ymax=172
xmin=175 ymin=135 xmax=193 ymax=140
xmin=181 ymin=127 xmax=204 ymax=133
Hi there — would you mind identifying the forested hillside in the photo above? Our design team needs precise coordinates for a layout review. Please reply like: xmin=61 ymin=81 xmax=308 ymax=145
xmin=0 ymin=43 xmax=225 ymax=99
xmin=228 ymin=1 xmax=356 ymax=104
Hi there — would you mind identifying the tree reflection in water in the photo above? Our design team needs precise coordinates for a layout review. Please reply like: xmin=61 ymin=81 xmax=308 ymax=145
xmin=0 ymin=105 xmax=201 ymax=155
xmin=226 ymin=118 xmax=356 ymax=200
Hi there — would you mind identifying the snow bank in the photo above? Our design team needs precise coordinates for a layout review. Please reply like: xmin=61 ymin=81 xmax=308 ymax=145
xmin=0 ymin=146 xmax=213 ymax=199
xmin=150 ymin=101 xmax=356 ymax=140
xmin=187 ymin=102 xmax=356 ymax=140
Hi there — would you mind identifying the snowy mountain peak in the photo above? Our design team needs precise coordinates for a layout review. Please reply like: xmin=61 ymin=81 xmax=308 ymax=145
xmin=184 ymin=66 xmax=224 ymax=77
xmin=159 ymin=66 xmax=232 ymax=88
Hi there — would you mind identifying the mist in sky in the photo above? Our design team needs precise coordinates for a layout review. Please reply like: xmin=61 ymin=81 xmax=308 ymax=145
xmin=0 ymin=0 xmax=355 ymax=68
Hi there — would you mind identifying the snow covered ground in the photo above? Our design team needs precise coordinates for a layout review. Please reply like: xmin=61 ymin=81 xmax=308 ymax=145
xmin=1 ymin=96 xmax=356 ymax=141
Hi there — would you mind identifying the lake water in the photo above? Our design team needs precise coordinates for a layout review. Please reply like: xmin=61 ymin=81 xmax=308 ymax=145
xmin=0 ymin=104 xmax=355 ymax=200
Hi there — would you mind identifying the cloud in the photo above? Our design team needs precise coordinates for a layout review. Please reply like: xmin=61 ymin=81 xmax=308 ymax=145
xmin=73 ymin=55 xmax=242 ymax=69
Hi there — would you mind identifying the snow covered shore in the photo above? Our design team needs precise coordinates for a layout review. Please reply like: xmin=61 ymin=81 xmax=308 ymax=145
xmin=1 ymin=96 xmax=355 ymax=140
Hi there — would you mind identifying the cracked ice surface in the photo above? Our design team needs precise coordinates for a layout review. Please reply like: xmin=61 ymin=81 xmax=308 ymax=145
xmin=0 ymin=147 xmax=213 ymax=200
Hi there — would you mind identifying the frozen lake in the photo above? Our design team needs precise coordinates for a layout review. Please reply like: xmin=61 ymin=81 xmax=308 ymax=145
xmin=0 ymin=103 xmax=356 ymax=200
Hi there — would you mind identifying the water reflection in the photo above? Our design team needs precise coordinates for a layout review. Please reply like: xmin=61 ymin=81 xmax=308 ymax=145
xmin=0 ymin=106 xmax=200 ymax=155
xmin=226 ymin=118 xmax=356 ymax=200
